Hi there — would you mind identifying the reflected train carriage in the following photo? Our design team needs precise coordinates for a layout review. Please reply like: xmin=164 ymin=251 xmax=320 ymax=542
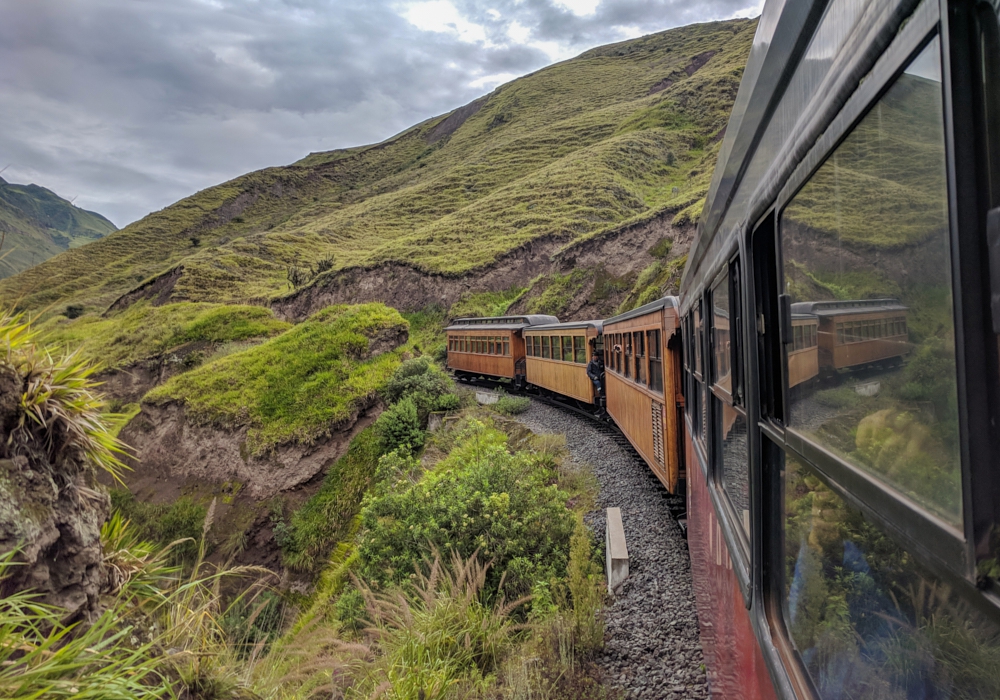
xmin=603 ymin=298 xmax=684 ymax=493
xmin=791 ymin=299 xmax=908 ymax=372
xmin=678 ymin=0 xmax=1000 ymax=698
xmin=787 ymin=312 xmax=819 ymax=389
xmin=523 ymin=321 xmax=603 ymax=405
xmin=445 ymin=315 xmax=558 ymax=383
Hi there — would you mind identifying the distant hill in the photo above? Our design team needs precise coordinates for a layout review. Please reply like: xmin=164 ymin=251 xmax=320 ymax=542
xmin=0 ymin=177 xmax=117 ymax=279
xmin=1 ymin=18 xmax=755 ymax=315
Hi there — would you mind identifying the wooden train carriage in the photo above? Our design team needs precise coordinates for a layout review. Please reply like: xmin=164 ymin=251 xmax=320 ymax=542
xmin=523 ymin=321 xmax=602 ymax=404
xmin=602 ymin=297 xmax=684 ymax=493
xmin=787 ymin=313 xmax=819 ymax=388
xmin=791 ymin=299 xmax=908 ymax=371
xmin=445 ymin=315 xmax=559 ymax=381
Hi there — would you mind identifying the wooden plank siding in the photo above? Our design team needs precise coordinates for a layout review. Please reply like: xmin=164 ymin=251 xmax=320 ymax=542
xmin=524 ymin=327 xmax=597 ymax=403
xmin=446 ymin=332 xmax=517 ymax=379
xmin=603 ymin=303 xmax=683 ymax=493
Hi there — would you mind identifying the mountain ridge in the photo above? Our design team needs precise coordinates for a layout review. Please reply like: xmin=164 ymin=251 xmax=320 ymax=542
xmin=0 ymin=176 xmax=117 ymax=280
xmin=0 ymin=18 xmax=755 ymax=318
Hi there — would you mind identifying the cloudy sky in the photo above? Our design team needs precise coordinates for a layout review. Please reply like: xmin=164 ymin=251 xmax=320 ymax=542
xmin=0 ymin=0 xmax=762 ymax=227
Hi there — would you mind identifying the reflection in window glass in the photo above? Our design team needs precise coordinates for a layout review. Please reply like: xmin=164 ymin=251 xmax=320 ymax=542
xmin=562 ymin=336 xmax=574 ymax=363
xmin=574 ymin=336 xmax=587 ymax=364
xmin=780 ymin=37 xmax=961 ymax=525
xmin=716 ymin=400 xmax=749 ymax=535
xmin=713 ymin=273 xmax=732 ymax=393
xmin=783 ymin=454 xmax=1000 ymax=699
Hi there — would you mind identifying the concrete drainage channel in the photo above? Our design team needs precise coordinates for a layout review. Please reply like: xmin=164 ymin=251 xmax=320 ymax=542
xmin=512 ymin=398 xmax=709 ymax=700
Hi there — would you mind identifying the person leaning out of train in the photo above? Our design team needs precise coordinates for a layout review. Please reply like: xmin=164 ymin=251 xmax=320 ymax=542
xmin=586 ymin=340 xmax=605 ymax=395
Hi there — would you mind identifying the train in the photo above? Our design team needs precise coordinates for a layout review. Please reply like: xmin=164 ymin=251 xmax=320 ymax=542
xmin=449 ymin=0 xmax=1000 ymax=696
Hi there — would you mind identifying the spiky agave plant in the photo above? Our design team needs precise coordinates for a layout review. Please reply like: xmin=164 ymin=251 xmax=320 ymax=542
xmin=0 ymin=310 xmax=129 ymax=482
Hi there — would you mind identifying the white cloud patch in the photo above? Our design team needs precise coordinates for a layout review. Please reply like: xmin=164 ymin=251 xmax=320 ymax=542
xmin=554 ymin=0 xmax=600 ymax=16
xmin=402 ymin=0 xmax=488 ymax=44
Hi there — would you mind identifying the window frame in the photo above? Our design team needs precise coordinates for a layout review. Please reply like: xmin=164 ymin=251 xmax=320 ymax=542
xmin=764 ymin=8 xmax=1000 ymax=623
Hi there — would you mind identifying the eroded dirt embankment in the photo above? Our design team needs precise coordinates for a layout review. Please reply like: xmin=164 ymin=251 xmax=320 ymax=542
xmin=271 ymin=211 xmax=694 ymax=321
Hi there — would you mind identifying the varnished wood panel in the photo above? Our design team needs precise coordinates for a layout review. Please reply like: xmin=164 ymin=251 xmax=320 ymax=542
xmin=788 ymin=347 xmax=819 ymax=388
xmin=526 ymin=357 xmax=595 ymax=403
xmin=607 ymin=372 xmax=664 ymax=484
xmin=447 ymin=351 xmax=515 ymax=378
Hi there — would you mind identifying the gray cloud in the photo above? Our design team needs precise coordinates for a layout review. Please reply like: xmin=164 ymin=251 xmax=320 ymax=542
xmin=0 ymin=0 xmax=759 ymax=226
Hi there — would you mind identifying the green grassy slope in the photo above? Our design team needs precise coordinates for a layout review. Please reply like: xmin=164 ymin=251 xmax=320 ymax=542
xmin=146 ymin=303 xmax=408 ymax=454
xmin=1 ymin=19 xmax=755 ymax=316
xmin=0 ymin=177 xmax=117 ymax=280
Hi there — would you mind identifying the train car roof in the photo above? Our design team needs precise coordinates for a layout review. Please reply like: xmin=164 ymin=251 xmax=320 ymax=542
xmin=679 ymin=0 xmax=855 ymax=311
xmin=524 ymin=320 xmax=604 ymax=333
xmin=445 ymin=314 xmax=559 ymax=331
xmin=791 ymin=299 xmax=907 ymax=317
xmin=602 ymin=296 xmax=679 ymax=327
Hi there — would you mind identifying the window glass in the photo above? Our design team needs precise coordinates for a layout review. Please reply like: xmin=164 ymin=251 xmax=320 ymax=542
xmin=782 ymin=453 xmax=1000 ymax=699
xmin=504 ymin=338 xmax=510 ymax=356
xmin=634 ymin=331 xmax=645 ymax=383
xmin=541 ymin=336 xmax=550 ymax=359
xmin=648 ymin=329 xmax=663 ymax=393
xmin=717 ymin=400 xmax=749 ymax=536
xmin=694 ymin=303 xmax=704 ymax=378
xmin=562 ymin=336 xmax=573 ymax=363
xmin=713 ymin=272 xmax=732 ymax=393
xmin=780 ymin=37 xmax=961 ymax=525
xmin=574 ymin=336 xmax=586 ymax=364
xmin=624 ymin=333 xmax=632 ymax=378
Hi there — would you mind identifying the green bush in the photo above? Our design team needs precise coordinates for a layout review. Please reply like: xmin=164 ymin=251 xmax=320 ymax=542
xmin=495 ymin=395 xmax=531 ymax=415
xmin=383 ymin=356 xmax=454 ymax=421
xmin=335 ymin=588 xmax=367 ymax=633
xmin=374 ymin=397 xmax=425 ymax=455
xmin=436 ymin=393 xmax=461 ymax=411
xmin=357 ymin=420 xmax=575 ymax=598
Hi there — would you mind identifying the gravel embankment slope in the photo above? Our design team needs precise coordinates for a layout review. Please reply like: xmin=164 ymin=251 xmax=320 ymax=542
xmin=514 ymin=400 xmax=709 ymax=700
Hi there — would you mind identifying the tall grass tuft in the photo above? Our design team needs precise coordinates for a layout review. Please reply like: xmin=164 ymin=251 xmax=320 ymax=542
xmin=0 ymin=310 xmax=129 ymax=482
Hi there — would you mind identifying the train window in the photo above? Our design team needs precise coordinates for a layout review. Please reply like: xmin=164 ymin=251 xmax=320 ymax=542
xmin=713 ymin=270 xmax=750 ymax=538
xmin=623 ymin=334 xmax=631 ymax=378
xmin=562 ymin=336 xmax=573 ymax=363
xmin=779 ymin=37 xmax=962 ymax=526
xmin=504 ymin=337 xmax=510 ymax=356
xmin=573 ymin=336 xmax=586 ymax=364
xmin=526 ymin=337 xmax=533 ymax=356
xmin=648 ymin=329 xmax=663 ymax=393
xmin=780 ymin=452 xmax=1000 ymax=699
xmin=541 ymin=336 xmax=550 ymax=359
xmin=634 ymin=332 xmax=645 ymax=383
xmin=712 ymin=274 xmax=732 ymax=393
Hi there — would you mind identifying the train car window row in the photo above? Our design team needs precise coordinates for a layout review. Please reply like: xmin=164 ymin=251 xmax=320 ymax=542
xmin=604 ymin=330 xmax=665 ymax=394
xmin=524 ymin=335 xmax=587 ymax=364
xmin=833 ymin=317 xmax=906 ymax=344
xmin=448 ymin=335 xmax=511 ymax=356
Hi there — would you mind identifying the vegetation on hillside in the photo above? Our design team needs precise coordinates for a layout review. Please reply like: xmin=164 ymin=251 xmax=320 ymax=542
xmin=40 ymin=301 xmax=290 ymax=369
xmin=146 ymin=303 xmax=408 ymax=454
xmin=1 ymin=19 xmax=756 ymax=315
xmin=0 ymin=311 xmax=609 ymax=699
xmin=0 ymin=176 xmax=116 ymax=280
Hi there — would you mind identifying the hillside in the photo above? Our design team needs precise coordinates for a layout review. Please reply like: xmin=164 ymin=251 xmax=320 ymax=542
xmin=0 ymin=177 xmax=116 ymax=279
xmin=0 ymin=19 xmax=755 ymax=318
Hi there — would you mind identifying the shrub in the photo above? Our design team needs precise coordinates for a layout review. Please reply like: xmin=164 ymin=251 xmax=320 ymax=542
xmin=383 ymin=356 xmax=454 ymax=421
xmin=335 ymin=587 xmax=367 ymax=632
xmin=436 ymin=393 xmax=461 ymax=411
xmin=374 ymin=396 xmax=425 ymax=454
xmin=495 ymin=395 xmax=531 ymax=415
xmin=357 ymin=420 xmax=575 ymax=598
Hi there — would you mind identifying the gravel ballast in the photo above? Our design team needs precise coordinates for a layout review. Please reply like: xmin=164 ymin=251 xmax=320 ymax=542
xmin=514 ymin=399 xmax=709 ymax=700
